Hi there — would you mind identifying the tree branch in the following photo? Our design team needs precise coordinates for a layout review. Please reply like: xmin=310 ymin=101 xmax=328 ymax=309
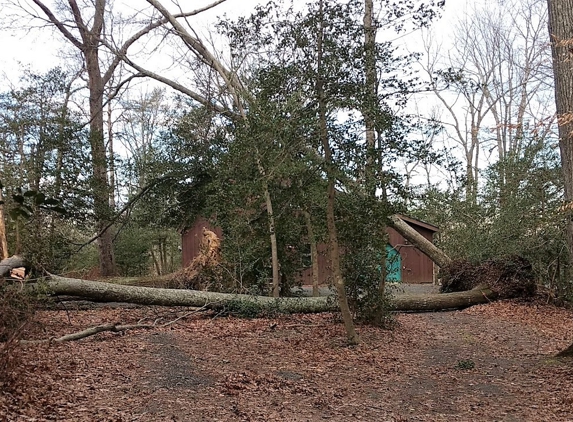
xmin=30 ymin=0 xmax=83 ymax=50
xmin=20 ymin=307 xmax=208 ymax=344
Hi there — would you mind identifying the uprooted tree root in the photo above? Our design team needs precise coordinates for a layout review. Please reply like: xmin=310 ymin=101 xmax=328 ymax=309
xmin=440 ymin=256 xmax=536 ymax=299
xmin=169 ymin=228 xmax=224 ymax=290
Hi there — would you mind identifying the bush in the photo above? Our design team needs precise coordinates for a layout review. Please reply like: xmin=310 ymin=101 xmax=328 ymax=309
xmin=0 ymin=284 xmax=36 ymax=389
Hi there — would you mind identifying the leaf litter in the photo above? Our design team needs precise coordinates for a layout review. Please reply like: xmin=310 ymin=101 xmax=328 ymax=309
xmin=1 ymin=299 xmax=572 ymax=421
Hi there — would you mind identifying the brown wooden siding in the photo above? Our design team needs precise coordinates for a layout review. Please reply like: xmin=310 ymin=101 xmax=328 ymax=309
xmin=181 ymin=217 xmax=222 ymax=268
xmin=297 ymin=243 xmax=332 ymax=285
xmin=387 ymin=226 xmax=435 ymax=283
xmin=182 ymin=216 xmax=438 ymax=284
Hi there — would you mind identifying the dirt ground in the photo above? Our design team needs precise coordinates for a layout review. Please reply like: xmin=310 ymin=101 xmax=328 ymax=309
xmin=2 ymin=298 xmax=573 ymax=422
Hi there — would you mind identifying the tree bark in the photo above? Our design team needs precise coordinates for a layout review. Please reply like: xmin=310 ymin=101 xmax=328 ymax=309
xmin=363 ymin=0 xmax=377 ymax=196
xmin=256 ymin=157 xmax=280 ymax=298
xmin=0 ymin=189 xmax=8 ymax=260
xmin=304 ymin=211 xmax=320 ymax=297
xmin=42 ymin=275 xmax=496 ymax=313
xmin=317 ymin=0 xmax=359 ymax=345
xmin=388 ymin=214 xmax=451 ymax=269
xmin=46 ymin=275 xmax=337 ymax=313
xmin=547 ymin=0 xmax=573 ymax=356
xmin=31 ymin=0 xmax=116 ymax=276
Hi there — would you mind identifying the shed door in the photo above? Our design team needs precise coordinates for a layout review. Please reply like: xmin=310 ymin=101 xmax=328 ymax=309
xmin=385 ymin=244 xmax=401 ymax=283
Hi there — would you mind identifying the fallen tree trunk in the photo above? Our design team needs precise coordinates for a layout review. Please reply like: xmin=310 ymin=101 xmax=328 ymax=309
xmin=43 ymin=275 xmax=495 ymax=313
xmin=392 ymin=285 xmax=496 ymax=311
xmin=0 ymin=255 xmax=27 ymax=278
xmin=45 ymin=274 xmax=337 ymax=313
xmin=388 ymin=214 xmax=452 ymax=269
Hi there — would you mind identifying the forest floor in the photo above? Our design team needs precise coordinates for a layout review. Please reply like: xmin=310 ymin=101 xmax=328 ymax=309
xmin=1 ymin=293 xmax=573 ymax=421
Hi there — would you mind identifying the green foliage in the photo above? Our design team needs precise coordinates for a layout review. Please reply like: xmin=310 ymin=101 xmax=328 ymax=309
xmin=338 ymin=193 xmax=395 ymax=327
xmin=412 ymin=139 xmax=568 ymax=295
xmin=114 ymin=226 xmax=153 ymax=277
xmin=8 ymin=188 xmax=66 ymax=221
xmin=456 ymin=359 xmax=475 ymax=370
xmin=0 ymin=68 xmax=92 ymax=273
xmin=62 ymin=243 xmax=99 ymax=277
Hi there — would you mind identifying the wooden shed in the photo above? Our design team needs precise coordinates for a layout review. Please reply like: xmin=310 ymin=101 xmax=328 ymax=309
xmin=181 ymin=214 xmax=439 ymax=285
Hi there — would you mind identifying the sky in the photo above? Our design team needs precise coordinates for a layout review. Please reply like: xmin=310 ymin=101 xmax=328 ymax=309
xmin=0 ymin=0 xmax=475 ymax=191
xmin=0 ymin=0 xmax=469 ymax=87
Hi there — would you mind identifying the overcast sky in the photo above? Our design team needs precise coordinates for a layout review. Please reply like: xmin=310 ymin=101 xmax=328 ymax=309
xmin=0 ymin=0 xmax=469 ymax=86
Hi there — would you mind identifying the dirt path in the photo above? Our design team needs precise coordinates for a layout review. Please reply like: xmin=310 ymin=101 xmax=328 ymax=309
xmin=2 ymin=300 xmax=573 ymax=421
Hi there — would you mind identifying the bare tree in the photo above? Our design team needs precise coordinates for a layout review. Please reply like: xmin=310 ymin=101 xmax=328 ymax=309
xmin=3 ymin=0 xmax=225 ymax=275
xmin=109 ymin=0 xmax=289 ymax=298
xmin=422 ymin=0 xmax=553 ymax=202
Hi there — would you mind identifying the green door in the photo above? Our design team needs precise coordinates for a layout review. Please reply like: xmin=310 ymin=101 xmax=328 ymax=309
xmin=385 ymin=244 xmax=401 ymax=283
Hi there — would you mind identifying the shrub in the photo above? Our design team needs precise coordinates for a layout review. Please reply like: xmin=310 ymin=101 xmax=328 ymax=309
xmin=0 ymin=284 xmax=36 ymax=389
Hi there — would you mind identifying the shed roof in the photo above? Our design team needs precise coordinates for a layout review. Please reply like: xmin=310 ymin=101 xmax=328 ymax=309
xmin=393 ymin=214 xmax=439 ymax=232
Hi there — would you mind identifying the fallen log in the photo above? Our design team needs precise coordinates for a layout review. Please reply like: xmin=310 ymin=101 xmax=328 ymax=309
xmin=43 ymin=275 xmax=495 ymax=313
xmin=45 ymin=274 xmax=337 ymax=313
xmin=392 ymin=285 xmax=496 ymax=311
xmin=0 ymin=255 xmax=27 ymax=278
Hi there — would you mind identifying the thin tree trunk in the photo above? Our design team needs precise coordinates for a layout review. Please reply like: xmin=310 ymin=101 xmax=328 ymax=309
xmin=265 ymin=182 xmax=280 ymax=298
xmin=107 ymin=100 xmax=116 ymax=209
xmin=0 ymin=189 xmax=8 ymax=260
xmin=160 ymin=237 xmax=168 ymax=274
xmin=304 ymin=211 xmax=320 ymax=297
xmin=150 ymin=248 xmax=161 ymax=276
xmin=364 ymin=0 xmax=387 ymax=294
xmin=256 ymin=156 xmax=280 ymax=298
xmin=363 ymin=0 xmax=377 ymax=196
xmin=317 ymin=0 xmax=359 ymax=345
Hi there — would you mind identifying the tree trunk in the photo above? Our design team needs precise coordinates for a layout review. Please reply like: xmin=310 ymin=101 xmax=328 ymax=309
xmin=547 ymin=0 xmax=573 ymax=356
xmin=265 ymin=185 xmax=280 ymax=298
xmin=388 ymin=214 xmax=451 ymax=269
xmin=85 ymin=40 xmax=116 ymax=277
xmin=548 ymin=0 xmax=573 ymax=264
xmin=46 ymin=274 xmax=336 ymax=313
xmin=107 ymin=100 xmax=116 ymax=209
xmin=31 ymin=0 xmax=117 ymax=276
xmin=363 ymin=0 xmax=377 ymax=196
xmin=0 ymin=189 xmax=8 ymax=260
xmin=42 ymin=275 xmax=496 ymax=313
xmin=256 ymin=157 xmax=280 ymax=298
xmin=304 ymin=211 xmax=320 ymax=297
xmin=317 ymin=0 xmax=359 ymax=345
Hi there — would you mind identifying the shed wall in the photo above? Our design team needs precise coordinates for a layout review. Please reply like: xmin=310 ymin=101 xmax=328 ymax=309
xmin=181 ymin=217 xmax=223 ymax=268
xmin=387 ymin=226 xmax=435 ymax=283
xmin=182 ymin=218 xmax=437 ymax=285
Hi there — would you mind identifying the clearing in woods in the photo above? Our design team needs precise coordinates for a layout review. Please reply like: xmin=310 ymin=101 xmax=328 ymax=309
xmin=2 ymin=299 xmax=573 ymax=421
